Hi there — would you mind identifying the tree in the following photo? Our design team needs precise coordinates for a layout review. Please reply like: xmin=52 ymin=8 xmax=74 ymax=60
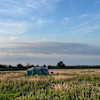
xmin=57 ymin=61 xmax=66 ymax=69
xmin=48 ymin=65 xmax=51 ymax=69
xmin=43 ymin=64 xmax=46 ymax=67
xmin=36 ymin=65 xmax=39 ymax=67
xmin=0 ymin=64 xmax=3 ymax=68
xmin=9 ymin=65 xmax=14 ymax=68
xmin=17 ymin=64 xmax=23 ymax=68
xmin=30 ymin=65 xmax=35 ymax=67
xmin=25 ymin=63 xmax=31 ymax=69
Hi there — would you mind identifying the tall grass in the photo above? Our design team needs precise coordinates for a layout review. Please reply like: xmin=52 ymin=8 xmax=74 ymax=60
xmin=0 ymin=69 xmax=100 ymax=100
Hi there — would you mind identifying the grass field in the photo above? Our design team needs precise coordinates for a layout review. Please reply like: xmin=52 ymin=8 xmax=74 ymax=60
xmin=0 ymin=69 xmax=100 ymax=100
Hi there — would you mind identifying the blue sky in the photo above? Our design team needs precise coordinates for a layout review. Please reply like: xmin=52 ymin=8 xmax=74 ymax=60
xmin=0 ymin=0 xmax=100 ymax=65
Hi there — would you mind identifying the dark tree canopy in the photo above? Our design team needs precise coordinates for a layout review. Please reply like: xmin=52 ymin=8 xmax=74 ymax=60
xmin=57 ymin=61 xmax=66 ymax=68
xmin=17 ymin=64 xmax=24 ymax=68
xmin=43 ymin=64 xmax=46 ymax=67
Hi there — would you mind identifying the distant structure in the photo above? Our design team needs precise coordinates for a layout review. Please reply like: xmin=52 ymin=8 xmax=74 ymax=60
xmin=25 ymin=67 xmax=49 ymax=75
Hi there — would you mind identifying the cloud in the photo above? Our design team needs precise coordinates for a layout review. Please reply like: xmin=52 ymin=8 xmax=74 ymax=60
xmin=0 ymin=42 xmax=100 ymax=57
xmin=78 ymin=14 xmax=89 ymax=18
xmin=71 ymin=25 xmax=100 ymax=35
xmin=0 ymin=0 xmax=60 ymax=41
xmin=30 ymin=18 xmax=50 ymax=29
xmin=9 ymin=36 xmax=18 ymax=40
xmin=0 ymin=0 xmax=60 ymax=17
xmin=69 ymin=13 xmax=100 ymax=36
xmin=0 ymin=21 xmax=28 ymax=40
xmin=0 ymin=42 xmax=100 ymax=65
xmin=63 ymin=17 xmax=71 ymax=23
xmin=0 ymin=21 xmax=27 ymax=35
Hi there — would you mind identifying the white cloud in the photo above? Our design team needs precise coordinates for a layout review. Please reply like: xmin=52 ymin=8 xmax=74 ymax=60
xmin=0 ymin=0 xmax=60 ymax=41
xmin=63 ymin=17 xmax=71 ymax=23
xmin=29 ymin=17 xmax=54 ymax=30
xmin=32 ymin=18 xmax=47 ymax=28
xmin=78 ymin=14 xmax=89 ymax=18
xmin=71 ymin=25 xmax=100 ymax=35
xmin=0 ymin=21 xmax=28 ymax=35
xmin=0 ymin=0 xmax=60 ymax=16
xmin=69 ymin=13 xmax=100 ymax=36
xmin=10 ymin=36 xmax=17 ymax=40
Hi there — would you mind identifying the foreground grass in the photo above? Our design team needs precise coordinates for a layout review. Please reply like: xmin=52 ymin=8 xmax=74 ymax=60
xmin=0 ymin=69 xmax=100 ymax=100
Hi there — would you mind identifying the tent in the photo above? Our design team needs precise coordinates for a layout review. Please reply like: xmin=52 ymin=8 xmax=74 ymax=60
xmin=25 ymin=67 xmax=49 ymax=75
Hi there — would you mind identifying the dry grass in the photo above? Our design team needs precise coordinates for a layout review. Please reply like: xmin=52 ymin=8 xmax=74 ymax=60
xmin=0 ymin=72 xmax=50 ymax=82
xmin=49 ymin=69 xmax=100 ymax=75
xmin=0 ymin=69 xmax=100 ymax=100
xmin=0 ymin=69 xmax=100 ymax=82
xmin=53 ymin=75 xmax=74 ymax=80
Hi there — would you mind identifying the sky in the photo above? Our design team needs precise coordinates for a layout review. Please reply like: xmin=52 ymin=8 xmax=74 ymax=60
xmin=0 ymin=0 xmax=100 ymax=65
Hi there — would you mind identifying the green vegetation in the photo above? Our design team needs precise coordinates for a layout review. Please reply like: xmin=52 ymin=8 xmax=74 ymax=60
xmin=0 ymin=69 xmax=100 ymax=100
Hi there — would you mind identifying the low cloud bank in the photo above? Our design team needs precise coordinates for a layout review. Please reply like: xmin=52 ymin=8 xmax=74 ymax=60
xmin=0 ymin=42 xmax=100 ymax=65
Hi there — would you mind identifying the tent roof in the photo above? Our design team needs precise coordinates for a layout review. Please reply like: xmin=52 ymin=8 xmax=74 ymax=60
xmin=27 ymin=67 xmax=34 ymax=71
xmin=41 ymin=67 xmax=48 ymax=69
xmin=34 ymin=67 xmax=41 ymax=69
xmin=27 ymin=67 xmax=48 ymax=71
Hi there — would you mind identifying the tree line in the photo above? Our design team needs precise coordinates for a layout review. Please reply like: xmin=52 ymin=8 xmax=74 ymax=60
xmin=0 ymin=61 xmax=100 ymax=71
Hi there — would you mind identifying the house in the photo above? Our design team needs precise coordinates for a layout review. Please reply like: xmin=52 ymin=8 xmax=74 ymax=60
xmin=25 ymin=67 xmax=49 ymax=75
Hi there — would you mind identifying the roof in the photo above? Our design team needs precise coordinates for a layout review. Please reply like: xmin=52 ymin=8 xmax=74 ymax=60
xmin=41 ymin=67 xmax=48 ymax=69
xmin=27 ymin=67 xmax=48 ymax=71
xmin=33 ymin=67 xmax=41 ymax=69
xmin=27 ymin=67 xmax=34 ymax=71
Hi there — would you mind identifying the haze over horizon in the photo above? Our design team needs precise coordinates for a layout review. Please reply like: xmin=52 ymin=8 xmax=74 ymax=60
xmin=0 ymin=0 xmax=100 ymax=65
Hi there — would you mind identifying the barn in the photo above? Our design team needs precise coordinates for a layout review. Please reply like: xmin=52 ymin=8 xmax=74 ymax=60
xmin=25 ymin=67 xmax=49 ymax=75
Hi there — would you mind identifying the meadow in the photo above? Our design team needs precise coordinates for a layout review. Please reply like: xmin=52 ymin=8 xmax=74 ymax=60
xmin=0 ymin=69 xmax=100 ymax=100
